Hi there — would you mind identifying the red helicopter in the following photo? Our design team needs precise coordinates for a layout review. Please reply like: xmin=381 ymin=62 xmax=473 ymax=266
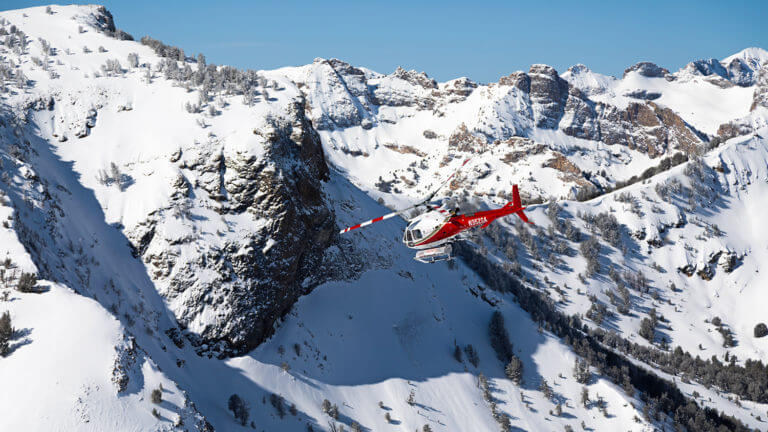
xmin=340 ymin=159 xmax=533 ymax=263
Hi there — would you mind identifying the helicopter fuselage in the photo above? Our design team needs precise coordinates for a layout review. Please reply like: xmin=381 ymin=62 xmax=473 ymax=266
xmin=403 ymin=202 xmax=526 ymax=249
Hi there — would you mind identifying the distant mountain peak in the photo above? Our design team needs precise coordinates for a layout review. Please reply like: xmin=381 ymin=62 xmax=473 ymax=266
xmin=723 ymin=47 xmax=768 ymax=66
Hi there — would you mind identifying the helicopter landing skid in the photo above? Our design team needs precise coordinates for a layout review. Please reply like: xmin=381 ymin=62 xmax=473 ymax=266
xmin=414 ymin=244 xmax=453 ymax=264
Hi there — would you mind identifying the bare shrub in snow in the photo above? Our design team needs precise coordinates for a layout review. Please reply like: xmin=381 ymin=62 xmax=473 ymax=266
xmin=151 ymin=387 xmax=162 ymax=404
xmin=185 ymin=101 xmax=201 ymax=114
xmin=103 ymin=59 xmax=123 ymax=75
xmin=16 ymin=272 xmax=38 ymax=292
xmin=228 ymin=393 xmax=249 ymax=425
xmin=270 ymin=393 xmax=285 ymax=418
xmin=538 ymin=378 xmax=554 ymax=400
xmin=464 ymin=344 xmax=479 ymax=367
xmin=96 ymin=163 xmax=131 ymax=191
xmin=127 ymin=52 xmax=139 ymax=68
xmin=321 ymin=399 xmax=339 ymax=419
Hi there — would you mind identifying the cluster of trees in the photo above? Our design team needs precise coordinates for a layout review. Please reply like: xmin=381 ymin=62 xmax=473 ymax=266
xmin=0 ymin=57 xmax=29 ymax=92
xmin=488 ymin=311 xmax=513 ymax=363
xmin=579 ymin=236 xmax=601 ymax=276
xmin=477 ymin=373 xmax=512 ymax=431
xmin=321 ymin=399 xmax=339 ymax=419
xmin=573 ymin=359 xmax=591 ymax=384
xmin=615 ymin=191 xmax=642 ymax=216
xmin=488 ymin=310 xmax=525 ymax=389
xmin=576 ymin=152 xmax=689 ymax=202
xmin=578 ymin=211 xmax=622 ymax=248
xmin=639 ymin=308 xmax=659 ymax=341
xmin=456 ymin=242 xmax=754 ymax=431
xmin=101 ymin=59 xmax=123 ymax=76
xmin=655 ymin=177 xmax=683 ymax=202
xmin=270 ymin=393 xmax=285 ymax=418
xmin=227 ymin=394 xmax=249 ymax=426
xmin=586 ymin=295 xmax=610 ymax=324
xmin=95 ymin=162 xmax=131 ymax=191
xmin=0 ymin=22 xmax=29 ymax=57
xmin=464 ymin=343 xmax=479 ymax=367
xmin=711 ymin=317 xmax=736 ymax=348
xmin=546 ymin=201 xmax=581 ymax=243
xmin=483 ymin=205 xmax=576 ymax=276
xmin=139 ymin=35 xmax=278 ymax=107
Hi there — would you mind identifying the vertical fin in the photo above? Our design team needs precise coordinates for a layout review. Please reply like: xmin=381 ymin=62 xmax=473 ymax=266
xmin=512 ymin=184 xmax=522 ymax=209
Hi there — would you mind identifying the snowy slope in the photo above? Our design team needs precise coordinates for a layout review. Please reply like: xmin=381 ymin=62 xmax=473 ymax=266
xmin=0 ymin=4 xmax=766 ymax=432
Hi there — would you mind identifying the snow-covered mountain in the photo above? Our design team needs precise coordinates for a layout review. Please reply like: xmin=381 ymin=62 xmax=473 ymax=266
xmin=0 ymin=4 xmax=767 ymax=431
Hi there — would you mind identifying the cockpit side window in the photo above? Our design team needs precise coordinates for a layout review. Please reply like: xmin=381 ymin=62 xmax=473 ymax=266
xmin=412 ymin=229 xmax=422 ymax=240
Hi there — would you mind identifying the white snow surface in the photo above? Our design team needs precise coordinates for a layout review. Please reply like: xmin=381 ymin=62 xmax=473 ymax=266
xmin=0 ymin=4 xmax=766 ymax=432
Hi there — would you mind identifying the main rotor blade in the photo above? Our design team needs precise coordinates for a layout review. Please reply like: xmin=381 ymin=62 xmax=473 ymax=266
xmin=422 ymin=158 xmax=470 ymax=204
xmin=340 ymin=158 xmax=470 ymax=235
xmin=339 ymin=198 xmax=434 ymax=235
xmin=339 ymin=209 xmax=401 ymax=234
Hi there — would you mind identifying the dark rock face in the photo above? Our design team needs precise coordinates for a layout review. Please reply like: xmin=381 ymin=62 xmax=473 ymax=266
xmin=623 ymin=62 xmax=670 ymax=78
xmin=443 ymin=77 xmax=477 ymax=99
xmin=392 ymin=66 xmax=437 ymax=89
xmin=448 ymin=123 xmax=485 ymax=152
xmin=624 ymin=89 xmax=662 ymax=100
xmin=717 ymin=118 xmax=754 ymax=140
xmin=528 ymin=64 xmax=569 ymax=129
xmin=130 ymin=100 xmax=336 ymax=356
xmin=560 ymin=91 xmax=701 ymax=157
xmin=92 ymin=6 xmax=117 ymax=33
xmin=299 ymin=58 xmax=706 ymax=162
xmin=724 ymin=58 xmax=757 ymax=87
xmin=686 ymin=58 xmax=728 ymax=78
xmin=498 ymin=71 xmax=531 ymax=92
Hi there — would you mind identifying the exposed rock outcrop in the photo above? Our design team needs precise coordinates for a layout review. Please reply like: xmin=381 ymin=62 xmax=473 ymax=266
xmin=623 ymin=62 xmax=671 ymax=79
xmin=528 ymin=64 xmax=569 ymax=129
xmin=129 ymin=100 xmax=336 ymax=355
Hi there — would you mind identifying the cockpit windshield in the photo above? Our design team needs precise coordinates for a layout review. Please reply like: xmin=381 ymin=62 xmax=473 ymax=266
xmin=403 ymin=211 xmax=448 ymax=247
xmin=404 ymin=228 xmax=422 ymax=243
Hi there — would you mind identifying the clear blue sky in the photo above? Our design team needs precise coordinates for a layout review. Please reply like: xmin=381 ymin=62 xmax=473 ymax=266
xmin=4 ymin=1 xmax=767 ymax=82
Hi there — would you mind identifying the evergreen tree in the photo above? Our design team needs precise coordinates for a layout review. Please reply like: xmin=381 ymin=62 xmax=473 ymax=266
xmin=0 ymin=311 xmax=13 ymax=356
xmin=505 ymin=355 xmax=524 ymax=385
xmin=573 ymin=359 xmax=591 ymax=384
xmin=16 ymin=272 xmax=37 ymax=292
xmin=227 ymin=394 xmax=249 ymax=425
xmin=539 ymin=379 xmax=554 ymax=400
xmin=489 ymin=310 xmax=513 ymax=363
xmin=151 ymin=387 xmax=162 ymax=404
